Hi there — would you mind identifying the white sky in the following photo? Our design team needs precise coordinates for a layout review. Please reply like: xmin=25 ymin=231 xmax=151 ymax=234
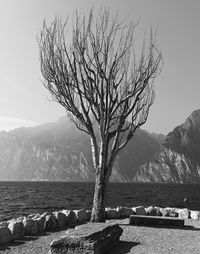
xmin=0 ymin=0 xmax=199 ymax=134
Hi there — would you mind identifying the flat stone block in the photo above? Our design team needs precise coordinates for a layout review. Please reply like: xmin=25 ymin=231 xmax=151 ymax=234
xmin=50 ymin=223 xmax=123 ymax=254
xmin=129 ymin=215 xmax=184 ymax=227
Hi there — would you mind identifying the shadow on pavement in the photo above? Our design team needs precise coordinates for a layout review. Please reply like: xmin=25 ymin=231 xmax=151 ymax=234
xmin=0 ymin=236 xmax=39 ymax=251
xmin=109 ymin=240 xmax=140 ymax=254
xmin=124 ymin=224 xmax=200 ymax=231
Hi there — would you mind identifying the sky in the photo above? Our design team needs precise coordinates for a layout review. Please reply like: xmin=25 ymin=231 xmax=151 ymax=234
xmin=0 ymin=0 xmax=199 ymax=134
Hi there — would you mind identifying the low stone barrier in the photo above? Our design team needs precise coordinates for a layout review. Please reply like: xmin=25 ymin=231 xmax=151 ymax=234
xmin=0 ymin=205 xmax=199 ymax=247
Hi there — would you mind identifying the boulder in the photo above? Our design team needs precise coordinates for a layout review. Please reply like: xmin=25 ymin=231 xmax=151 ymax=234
xmin=116 ymin=206 xmax=135 ymax=218
xmin=74 ymin=209 xmax=88 ymax=223
xmin=190 ymin=210 xmax=200 ymax=220
xmin=32 ymin=214 xmax=46 ymax=233
xmin=86 ymin=210 xmax=92 ymax=221
xmin=0 ymin=226 xmax=14 ymax=245
xmin=31 ymin=213 xmax=41 ymax=219
xmin=28 ymin=213 xmax=40 ymax=219
xmin=0 ymin=221 xmax=9 ymax=227
xmin=160 ymin=208 xmax=178 ymax=217
xmin=133 ymin=206 xmax=146 ymax=215
xmin=44 ymin=213 xmax=58 ymax=231
xmin=53 ymin=211 xmax=67 ymax=229
xmin=178 ymin=208 xmax=190 ymax=219
xmin=105 ymin=208 xmax=120 ymax=219
xmin=50 ymin=223 xmax=123 ymax=254
xmin=61 ymin=210 xmax=77 ymax=226
xmin=145 ymin=206 xmax=161 ymax=216
xmin=22 ymin=217 xmax=38 ymax=235
xmin=8 ymin=219 xmax=25 ymax=240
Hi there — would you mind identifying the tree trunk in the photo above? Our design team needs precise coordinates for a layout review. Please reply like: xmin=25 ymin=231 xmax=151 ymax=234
xmin=91 ymin=173 xmax=108 ymax=222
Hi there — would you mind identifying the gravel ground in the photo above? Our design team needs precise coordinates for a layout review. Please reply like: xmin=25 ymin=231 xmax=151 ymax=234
xmin=0 ymin=219 xmax=200 ymax=254
xmin=110 ymin=219 xmax=200 ymax=254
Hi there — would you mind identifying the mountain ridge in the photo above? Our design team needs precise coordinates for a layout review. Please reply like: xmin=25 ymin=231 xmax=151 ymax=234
xmin=134 ymin=109 xmax=200 ymax=183
xmin=0 ymin=117 xmax=162 ymax=182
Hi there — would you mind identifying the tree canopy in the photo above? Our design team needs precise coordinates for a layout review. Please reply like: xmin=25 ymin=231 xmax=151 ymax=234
xmin=38 ymin=9 xmax=163 ymax=221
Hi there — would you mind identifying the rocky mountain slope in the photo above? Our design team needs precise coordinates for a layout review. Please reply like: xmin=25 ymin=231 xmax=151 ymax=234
xmin=0 ymin=117 xmax=161 ymax=182
xmin=134 ymin=109 xmax=200 ymax=183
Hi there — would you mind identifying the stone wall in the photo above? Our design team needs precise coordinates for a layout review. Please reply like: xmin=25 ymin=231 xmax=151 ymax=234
xmin=0 ymin=206 xmax=199 ymax=246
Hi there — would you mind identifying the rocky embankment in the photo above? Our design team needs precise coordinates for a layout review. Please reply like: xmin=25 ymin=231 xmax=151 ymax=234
xmin=0 ymin=205 xmax=200 ymax=247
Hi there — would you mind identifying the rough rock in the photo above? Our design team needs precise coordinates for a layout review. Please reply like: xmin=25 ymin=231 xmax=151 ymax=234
xmin=22 ymin=217 xmax=38 ymax=235
xmin=105 ymin=208 xmax=120 ymax=219
xmin=53 ymin=211 xmax=67 ymax=229
xmin=32 ymin=213 xmax=46 ymax=232
xmin=28 ymin=213 xmax=40 ymax=219
xmin=61 ymin=210 xmax=77 ymax=225
xmin=50 ymin=223 xmax=123 ymax=254
xmin=178 ymin=208 xmax=190 ymax=219
xmin=86 ymin=210 xmax=92 ymax=221
xmin=0 ymin=226 xmax=14 ymax=245
xmin=74 ymin=209 xmax=88 ymax=223
xmin=116 ymin=206 xmax=135 ymax=218
xmin=133 ymin=206 xmax=146 ymax=215
xmin=8 ymin=219 xmax=25 ymax=240
xmin=160 ymin=208 xmax=178 ymax=217
xmin=190 ymin=210 xmax=200 ymax=220
xmin=145 ymin=206 xmax=161 ymax=216
xmin=0 ymin=221 xmax=9 ymax=227
xmin=44 ymin=213 xmax=58 ymax=231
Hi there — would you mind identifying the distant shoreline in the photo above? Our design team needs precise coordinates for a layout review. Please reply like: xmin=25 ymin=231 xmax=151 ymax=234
xmin=0 ymin=180 xmax=200 ymax=185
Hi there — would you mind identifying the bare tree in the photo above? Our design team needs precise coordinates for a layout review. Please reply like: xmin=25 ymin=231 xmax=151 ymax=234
xmin=38 ymin=9 xmax=162 ymax=222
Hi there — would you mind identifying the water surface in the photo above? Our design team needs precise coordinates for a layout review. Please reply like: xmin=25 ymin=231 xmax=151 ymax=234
xmin=0 ymin=181 xmax=199 ymax=221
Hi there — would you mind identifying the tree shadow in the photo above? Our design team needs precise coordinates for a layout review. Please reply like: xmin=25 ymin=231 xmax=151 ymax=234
xmin=165 ymin=225 xmax=200 ymax=231
xmin=0 ymin=236 xmax=40 ymax=251
xmin=125 ymin=224 xmax=200 ymax=231
xmin=108 ymin=241 xmax=140 ymax=254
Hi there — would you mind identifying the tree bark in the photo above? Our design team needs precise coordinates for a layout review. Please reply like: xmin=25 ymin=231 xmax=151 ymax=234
xmin=91 ymin=173 xmax=108 ymax=222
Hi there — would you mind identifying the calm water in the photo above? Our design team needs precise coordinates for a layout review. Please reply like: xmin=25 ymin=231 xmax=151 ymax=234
xmin=0 ymin=182 xmax=200 ymax=221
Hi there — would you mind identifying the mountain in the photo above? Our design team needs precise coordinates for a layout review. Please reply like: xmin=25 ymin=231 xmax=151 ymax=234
xmin=0 ymin=117 xmax=161 ymax=182
xmin=134 ymin=109 xmax=200 ymax=183
xmin=150 ymin=132 xmax=166 ymax=144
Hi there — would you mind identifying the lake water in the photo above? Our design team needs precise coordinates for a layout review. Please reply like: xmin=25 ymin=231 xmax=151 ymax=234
xmin=0 ymin=181 xmax=200 ymax=221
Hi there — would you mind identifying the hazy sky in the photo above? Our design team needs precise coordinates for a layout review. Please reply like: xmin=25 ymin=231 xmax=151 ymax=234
xmin=0 ymin=0 xmax=199 ymax=134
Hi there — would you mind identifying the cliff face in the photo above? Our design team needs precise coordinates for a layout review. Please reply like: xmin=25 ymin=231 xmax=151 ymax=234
xmin=0 ymin=131 xmax=92 ymax=181
xmin=134 ymin=109 xmax=200 ymax=183
xmin=0 ymin=117 xmax=160 ymax=182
